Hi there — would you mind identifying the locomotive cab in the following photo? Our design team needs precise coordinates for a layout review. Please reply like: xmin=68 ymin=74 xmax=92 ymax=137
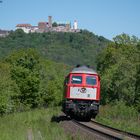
xmin=62 ymin=65 xmax=100 ymax=120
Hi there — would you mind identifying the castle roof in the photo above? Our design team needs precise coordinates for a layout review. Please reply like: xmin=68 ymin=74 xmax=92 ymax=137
xmin=16 ymin=24 xmax=32 ymax=27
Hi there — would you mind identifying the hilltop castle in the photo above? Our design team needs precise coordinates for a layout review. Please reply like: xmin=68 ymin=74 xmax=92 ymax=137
xmin=16 ymin=16 xmax=80 ymax=33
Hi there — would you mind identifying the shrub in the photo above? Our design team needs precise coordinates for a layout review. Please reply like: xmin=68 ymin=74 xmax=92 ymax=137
xmin=0 ymin=62 xmax=20 ymax=114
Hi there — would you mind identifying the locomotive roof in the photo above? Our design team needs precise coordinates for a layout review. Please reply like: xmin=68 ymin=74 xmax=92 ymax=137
xmin=71 ymin=66 xmax=97 ymax=75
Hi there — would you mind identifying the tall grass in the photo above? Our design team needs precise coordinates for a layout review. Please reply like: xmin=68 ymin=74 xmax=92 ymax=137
xmin=0 ymin=107 xmax=71 ymax=140
xmin=96 ymin=101 xmax=140 ymax=135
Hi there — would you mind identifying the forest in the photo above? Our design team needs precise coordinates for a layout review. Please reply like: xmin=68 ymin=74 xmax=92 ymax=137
xmin=0 ymin=30 xmax=139 ymax=115
xmin=0 ymin=29 xmax=109 ymax=66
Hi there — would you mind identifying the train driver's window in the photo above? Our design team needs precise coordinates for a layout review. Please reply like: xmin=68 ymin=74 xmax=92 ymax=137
xmin=71 ymin=76 xmax=82 ymax=84
xmin=86 ymin=76 xmax=96 ymax=85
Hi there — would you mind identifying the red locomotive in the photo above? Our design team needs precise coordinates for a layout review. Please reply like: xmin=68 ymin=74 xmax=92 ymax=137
xmin=62 ymin=65 xmax=100 ymax=120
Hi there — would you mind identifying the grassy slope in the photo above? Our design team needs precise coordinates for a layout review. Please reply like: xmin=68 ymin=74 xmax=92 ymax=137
xmin=0 ymin=107 xmax=72 ymax=140
xmin=1 ymin=105 xmax=140 ymax=139
xmin=96 ymin=102 xmax=140 ymax=135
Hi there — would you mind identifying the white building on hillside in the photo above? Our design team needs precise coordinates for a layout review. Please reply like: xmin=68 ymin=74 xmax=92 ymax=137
xmin=16 ymin=24 xmax=32 ymax=33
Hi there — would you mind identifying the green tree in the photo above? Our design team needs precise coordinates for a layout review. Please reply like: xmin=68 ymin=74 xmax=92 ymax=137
xmin=0 ymin=62 xmax=20 ymax=114
xmin=52 ymin=22 xmax=58 ymax=27
xmin=39 ymin=59 xmax=69 ymax=106
xmin=113 ymin=33 xmax=140 ymax=46
xmin=6 ymin=49 xmax=41 ymax=109
xmin=97 ymin=34 xmax=140 ymax=109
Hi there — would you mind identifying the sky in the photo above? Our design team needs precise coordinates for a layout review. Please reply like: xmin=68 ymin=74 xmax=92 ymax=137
xmin=0 ymin=0 xmax=140 ymax=40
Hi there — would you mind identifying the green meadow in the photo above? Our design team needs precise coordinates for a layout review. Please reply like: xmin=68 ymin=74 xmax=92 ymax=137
xmin=0 ymin=107 xmax=72 ymax=140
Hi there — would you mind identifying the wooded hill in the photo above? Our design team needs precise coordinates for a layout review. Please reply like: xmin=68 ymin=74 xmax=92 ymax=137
xmin=0 ymin=30 xmax=109 ymax=114
xmin=0 ymin=30 xmax=139 ymax=115
xmin=0 ymin=29 xmax=109 ymax=67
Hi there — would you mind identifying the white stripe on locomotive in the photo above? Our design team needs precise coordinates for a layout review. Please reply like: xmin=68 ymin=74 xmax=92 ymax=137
xmin=70 ymin=87 xmax=97 ymax=99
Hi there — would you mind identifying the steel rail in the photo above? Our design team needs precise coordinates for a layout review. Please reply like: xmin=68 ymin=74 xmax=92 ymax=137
xmin=72 ymin=120 xmax=122 ymax=140
xmin=91 ymin=120 xmax=140 ymax=140
xmin=72 ymin=119 xmax=140 ymax=140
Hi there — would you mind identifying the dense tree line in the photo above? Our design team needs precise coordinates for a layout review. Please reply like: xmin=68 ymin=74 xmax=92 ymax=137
xmin=0 ymin=30 xmax=140 ymax=115
xmin=0 ymin=29 xmax=109 ymax=67
xmin=0 ymin=49 xmax=69 ymax=114
xmin=97 ymin=33 xmax=140 ymax=111
xmin=0 ymin=30 xmax=109 ymax=115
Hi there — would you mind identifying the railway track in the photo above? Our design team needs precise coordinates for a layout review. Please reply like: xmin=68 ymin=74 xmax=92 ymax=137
xmin=72 ymin=119 xmax=140 ymax=140
xmin=91 ymin=120 xmax=140 ymax=140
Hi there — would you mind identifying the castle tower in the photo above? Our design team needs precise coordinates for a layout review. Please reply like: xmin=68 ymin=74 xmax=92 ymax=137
xmin=48 ymin=16 xmax=52 ymax=28
xmin=66 ymin=22 xmax=71 ymax=30
xmin=73 ymin=20 xmax=78 ymax=30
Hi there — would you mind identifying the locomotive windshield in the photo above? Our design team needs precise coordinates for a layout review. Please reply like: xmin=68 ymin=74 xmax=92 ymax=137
xmin=86 ymin=76 xmax=96 ymax=85
xmin=71 ymin=76 xmax=82 ymax=84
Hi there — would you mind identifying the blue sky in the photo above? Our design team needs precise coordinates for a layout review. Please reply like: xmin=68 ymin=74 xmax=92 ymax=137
xmin=0 ymin=0 xmax=140 ymax=39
